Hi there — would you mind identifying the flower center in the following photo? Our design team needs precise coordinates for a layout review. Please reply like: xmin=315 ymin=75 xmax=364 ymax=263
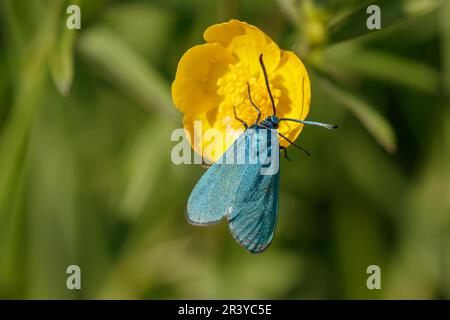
xmin=216 ymin=62 xmax=281 ymax=129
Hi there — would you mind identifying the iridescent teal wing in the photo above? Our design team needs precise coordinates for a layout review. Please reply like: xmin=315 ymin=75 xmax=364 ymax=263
xmin=226 ymin=128 xmax=280 ymax=253
xmin=186 ymin=133 xmax=246 ymax=225
xmin=187 ymin=127 xmax=280 ymax=253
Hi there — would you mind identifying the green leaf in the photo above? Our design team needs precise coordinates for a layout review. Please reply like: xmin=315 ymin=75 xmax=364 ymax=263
xmin=324 ymin=45 xmax=439 ymax=94
xmin=0 ymin=0 xmax=26 ymax=57
xmin=319 ymin=79 xmax=397 ymax=153
xmin=49 ymin=26 xmax=76 ymax=96
xmin=77 ymin=26 xmax=178 ymax=120
xmin=0 ymin=0 xmax=61 ymax=292
xmin=328 ymin=0 xmax=443 ymax=44
xmin=49 ymin=0 xmax=82 ymax=96
xmin=0 ymin=1 xmax=60 ymax=216
xmin=102 ymin=2 xmax=175 ymax=64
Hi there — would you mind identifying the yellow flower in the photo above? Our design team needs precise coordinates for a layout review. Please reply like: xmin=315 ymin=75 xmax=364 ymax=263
xmin=172 ymin=19 xmax=311 ymax=162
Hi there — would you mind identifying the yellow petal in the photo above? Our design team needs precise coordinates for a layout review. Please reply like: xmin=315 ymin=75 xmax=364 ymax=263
xmin=204 ymin=19 xmax=280 ymax=75
xmin=203 ymin=19 xmax=259 ymax=48
xmin=172 ymin=43 xmax=235 ymax=114
xmin=176 ymin=22 xmax=312 ymax=161
xmin=183 ymin=108 xmax=245 ymax=163
xmin=272 ymin=50 xmax=311 ymax=147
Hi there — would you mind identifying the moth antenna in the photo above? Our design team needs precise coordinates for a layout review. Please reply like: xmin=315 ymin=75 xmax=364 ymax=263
xmin=278 ymin=118 xmax=338 ymax=130
xmin=259 ymin=54 xmax=276 ymax=116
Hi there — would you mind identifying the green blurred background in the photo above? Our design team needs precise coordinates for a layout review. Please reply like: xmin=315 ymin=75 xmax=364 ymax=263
xmin=0 ymin=0 xmax=449 ymax=299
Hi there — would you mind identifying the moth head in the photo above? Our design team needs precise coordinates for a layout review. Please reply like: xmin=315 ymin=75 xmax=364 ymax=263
xmin=269 ymin=115 xmax=279 ymax=129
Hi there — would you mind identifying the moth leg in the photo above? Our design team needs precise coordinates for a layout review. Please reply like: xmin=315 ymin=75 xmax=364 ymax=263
xmin=278 ymin=132 xmax=310 ymax=157
xmin=233 ymin=105 xmax=248 ymax=129
xmin=246 ymin=82 xmax=261 ymax=124
xmin=280 ymin=146 xmax=290 ymax=161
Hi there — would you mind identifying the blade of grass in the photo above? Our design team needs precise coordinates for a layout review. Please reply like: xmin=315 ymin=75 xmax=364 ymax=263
xmin=101 ymin=2 xmax=175 ymax=64
xmin=77 ymin=26 xmax=178 ymax=120
xmin=324 ymin=45 xmax=439 ymax=94
xmin=0 ymin=0 xmax=26 ymax=58
xmin=49 ymin=29 xmax=76 ymax=96
xmin=319 ymin=79 xmax=397 ymax=153
xmin=0 ymin=0 xmax=61 ymax=291
xmin=0 ymin=159 xmax=27 ymax=298
xmin=0 ymin=0 xmax=60 ymax=217
xmin=328 ymin=0 xmax=443 ymax=44
xmin=49 ymin=1 xmax=80 ymax=96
